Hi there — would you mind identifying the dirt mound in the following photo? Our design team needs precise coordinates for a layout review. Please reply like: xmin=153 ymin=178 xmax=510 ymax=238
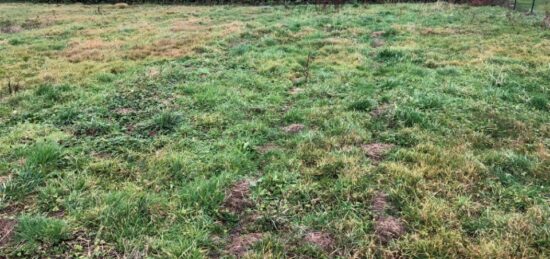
xmin=282 ymin=124 xmax=305 ymax=134
xmin=257 ymin=143 xmax=278 ymax=154
xmin=114 ymin=108 xmax=135 ymax=115
xmin=371 ymin=191 xmax=389 ymax=216
xmin=371 ymin=38 xmax=385 ymax=48
xmin=370 ymin=104 xmax=391 ymax=118
xmin=0 ymin=218 xmax=16 ymax=247
xmin=289 ymin=87 xmax=304 ymax=95
xmin=362 ymin=143 xmax=394 ymax=163
xmin=223 ymin=180 xmax=252 ymax=214
xmin=305 ymin=231 xmax=334 ymax=251
xmin=114 ymin=3 xmax=129 ymax=9
xmin=375 ymin=216 xmax=405 ymax=244
xmin=227 ymin=232 xmax=263 ymax=257
xmin=371 ymin=31 xmax=385 ymax=38
xmin=0 ymin=23 xmax=22 ymax=34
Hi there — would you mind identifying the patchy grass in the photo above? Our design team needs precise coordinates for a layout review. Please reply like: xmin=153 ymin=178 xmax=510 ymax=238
xmin=1 ymin=3 xmax=549 ymax=258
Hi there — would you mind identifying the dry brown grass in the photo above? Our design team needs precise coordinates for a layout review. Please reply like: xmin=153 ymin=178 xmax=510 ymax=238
xmin=0 ymin=4 xmax=243 ymax=87
xmin=65 ymin=39 xmax=123 ymax=62
xmin=171 ymin=17 xmax=210 ymax=32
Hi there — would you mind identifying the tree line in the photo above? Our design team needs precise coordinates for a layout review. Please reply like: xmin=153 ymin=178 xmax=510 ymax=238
xmin=1 ymin=0 xmax=479 ymax=5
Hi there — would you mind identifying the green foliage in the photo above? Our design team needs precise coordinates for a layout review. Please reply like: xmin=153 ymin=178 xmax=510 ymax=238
xmin=15 ymin=215 xmax=69 ymax=245
xmin=150 ymin=111 xmax=182 ymax=132
xmin=24 ymin=141 xmax=62 ymax=169
xmin=348 ymin=98 xmax=378 ymax=112
xmin=1 ymin=168 xmax=44 ymax=202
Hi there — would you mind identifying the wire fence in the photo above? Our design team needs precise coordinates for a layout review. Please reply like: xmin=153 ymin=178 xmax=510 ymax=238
xmin=510 ymin=0 xmax=548 ymax=14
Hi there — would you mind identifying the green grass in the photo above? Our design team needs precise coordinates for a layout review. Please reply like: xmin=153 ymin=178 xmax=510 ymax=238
xmin=1 ymin=2 xmax=549 ymax=258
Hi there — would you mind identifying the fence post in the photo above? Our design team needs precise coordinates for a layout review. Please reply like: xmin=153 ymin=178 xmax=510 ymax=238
xmin=513 ymin=0 xmax=517 ymax=10
xmin=530 ymin=0 xmax=536 ymax=14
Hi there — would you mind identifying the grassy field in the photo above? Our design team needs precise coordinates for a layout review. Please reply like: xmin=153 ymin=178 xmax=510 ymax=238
xmin=1 ymin=3 xmax=549 ymax=258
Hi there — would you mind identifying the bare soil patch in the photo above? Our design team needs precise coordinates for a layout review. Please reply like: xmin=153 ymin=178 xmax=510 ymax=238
xmin=375 ymin=216 xmax=405 ymax=244
xmin=282 ymin=124 xmax=305 ymax=134
xmin=289 ymin=87 xmax=304 ymax=95
xmin=49 ymin=210 xmax=65 ymax=219
xmin=371 ymin=191 xmax=389 ymax=216
xmin=147 ymin=68 xmax=160 ymax=78
xmin=0 ymin=218 xmax=16 ymax=247
xmin=371 ymin=31 xmax=385 ymax=38
xmin=257 ymin=143 xmax=278 ymax=154
xmin=0 ymin=24 xmax=22 ymax=34
xmin=223 ymin=180 xmax=252 ymax=214
xmin=371 ymin=38 xmax=385 ymax=48
xmin=544 ymin=15 xmax=550 ymax=29
xmin=361 ymin=143 xmax=394 ymax=163
xmin=370 ymin=104 xmax=391 ymax=118
xmin=60 ymin=230 xmax=119 ymax=258
xmin=114 ymin=108 xmax=135 ymax=116
xmin=227 ymin=232 xmax=263 ymax=257
xmin=305 ymin=231 xmax=334 ymax=251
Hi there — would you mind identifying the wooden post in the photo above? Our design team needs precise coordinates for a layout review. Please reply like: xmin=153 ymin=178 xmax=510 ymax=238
xmin=7 ymin=79 xmax=12 ymax=95
xmin=513 ymin=0 xmax=517 ymax=10
xmin=530 ymin=0 xmax=536 ymax=14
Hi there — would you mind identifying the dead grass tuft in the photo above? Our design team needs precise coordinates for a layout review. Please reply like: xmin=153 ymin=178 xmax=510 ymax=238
xmin=65 ymin=39 xmax=122 ymax=63
xmin=171 ymin=17 xmax=209 ymax=32
xmin=420 ymin=27 xmax=464 ymax=35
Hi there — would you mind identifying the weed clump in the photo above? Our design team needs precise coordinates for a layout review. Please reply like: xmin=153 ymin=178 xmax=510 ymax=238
xmin=348 ymin=99 xmax=378 ymax=112
xmin=376 ymin=49 xmax=406 ymax=62
xmin=395 ymin=107 xmax=426 ymax=127
xmin=150 ymin=111 xmax=182 ymax=133
xmin=24 ymin=141 xmax=62 ymax=169
xmin=529 ymin=96 xmax=548 ymax=111
xmin=1 ymin=169 xmax=44 ymax=202
xmin=15 ymin=215 xmax=69 ymax=245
